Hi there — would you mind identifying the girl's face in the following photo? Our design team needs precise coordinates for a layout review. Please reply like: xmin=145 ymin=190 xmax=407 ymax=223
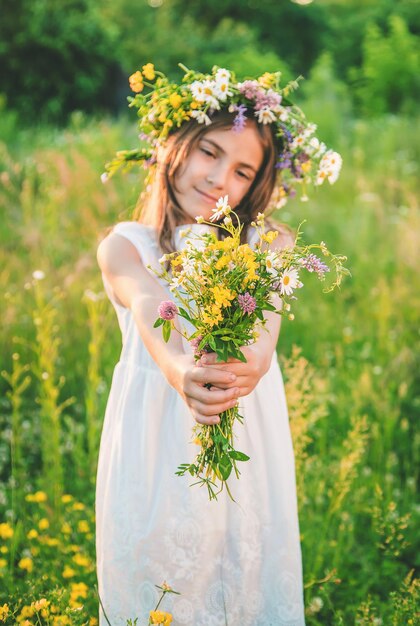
xmin=174 ymin=121 xmax=264 ymax=223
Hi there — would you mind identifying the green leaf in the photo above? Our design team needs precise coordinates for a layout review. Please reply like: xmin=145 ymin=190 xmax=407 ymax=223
xmin=178 ymin=307 xmax=191 ymax=321
xmin=162 ymin=320 xmax=172 ymax=343
xmin=218 ymin=455 xmax=232 ymax=480
xmin=153 ymin=317 xmax=165 ymax=328
xmin=229 ymin=450 xmax=250 ymax=462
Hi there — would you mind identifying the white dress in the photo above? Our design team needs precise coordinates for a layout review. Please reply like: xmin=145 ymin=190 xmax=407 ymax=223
xmin=95 ymin=221 xmax=306 ymax=626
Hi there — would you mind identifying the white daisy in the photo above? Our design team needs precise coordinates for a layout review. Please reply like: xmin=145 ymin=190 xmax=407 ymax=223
xmin=265 ymin=251 xmax=281 ymax=276
xmin=189 ymin=81 xmax=206 ymax=102
xmin=210 ymin=195 xmax=231 ymax=222
xmin=190 ymin=110 xmax=212 ymax=125
xmin=255 ymin=108 xmax=276 ymax=124
xmin=215 ymin=68 xmax=231 ymax=83
xmin=32 ymin=270 xmax=45 ymax=281
xmin=279 ymin=268 xmax=300 ymax=296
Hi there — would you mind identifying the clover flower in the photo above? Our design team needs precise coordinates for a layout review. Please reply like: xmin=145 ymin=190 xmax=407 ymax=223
xmin=237 ymin=293 xmax=257 ymax=315
xmin=157 ymin=301 xmax=179 ymax=320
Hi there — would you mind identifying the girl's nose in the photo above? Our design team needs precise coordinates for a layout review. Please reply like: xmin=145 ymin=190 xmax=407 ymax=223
xmin=208 ymin=163 xmax=229 ymax=189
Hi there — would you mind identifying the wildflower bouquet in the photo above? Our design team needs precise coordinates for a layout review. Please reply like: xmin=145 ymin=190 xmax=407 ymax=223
xmin=153 ymin=197 xmax=348 ymax=501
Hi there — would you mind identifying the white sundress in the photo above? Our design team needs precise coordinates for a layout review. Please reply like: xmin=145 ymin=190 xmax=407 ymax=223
xmin=95 ymin=221 xmax=306 ymax=626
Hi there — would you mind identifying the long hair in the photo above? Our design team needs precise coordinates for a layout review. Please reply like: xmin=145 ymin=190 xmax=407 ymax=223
xmin=134 ymin=109 xmax=290 ymax=255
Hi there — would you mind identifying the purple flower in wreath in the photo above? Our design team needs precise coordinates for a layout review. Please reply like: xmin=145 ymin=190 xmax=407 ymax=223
xmin=230 ymin=104 xmax=248 ymax=132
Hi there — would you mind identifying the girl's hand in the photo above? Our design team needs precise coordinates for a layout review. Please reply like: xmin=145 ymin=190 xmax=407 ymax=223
xmin=168 ymin=354 xmax=240 ymax=426
xmin=198 ymin=345 xmax=270 ymax=398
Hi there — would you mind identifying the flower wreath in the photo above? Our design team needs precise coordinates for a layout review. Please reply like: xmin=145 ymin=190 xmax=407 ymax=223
xmin=103 ymin=63 xmax=342 ymax=208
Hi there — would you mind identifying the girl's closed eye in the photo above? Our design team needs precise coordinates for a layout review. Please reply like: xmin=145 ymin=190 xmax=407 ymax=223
xmin=237 ymin=170 xmax=250 ymax=180
xmin=200 ymin=146 xmax=216 ymax=158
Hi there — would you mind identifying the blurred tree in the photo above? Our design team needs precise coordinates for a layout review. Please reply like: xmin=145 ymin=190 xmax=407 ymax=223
xmin=349 ymin=14 xmax=420 ymax=116
xmin=0 ymin=0 xmax=121 ymax=122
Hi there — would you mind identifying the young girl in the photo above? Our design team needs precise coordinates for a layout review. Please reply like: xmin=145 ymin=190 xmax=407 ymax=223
xmin=96 ymin=67 xmax=312 ymax=626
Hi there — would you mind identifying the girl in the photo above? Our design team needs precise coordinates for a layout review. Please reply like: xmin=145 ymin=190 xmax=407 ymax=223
xmin=96 ymin=69 xmax=308 ymax=626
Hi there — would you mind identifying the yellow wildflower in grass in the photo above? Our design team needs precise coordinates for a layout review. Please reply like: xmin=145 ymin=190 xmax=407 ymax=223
xmin=0 ymin=546 xmax=8 ymax=553
xmin=211 ymin=285 xmax=236 ymax=308
xmin=45 ymin=537 xmax=59 ymax=547
xmin=0 ymin=558 xmax=7 ymax=570
xmin=61 ymin=494 xmax=73 ymax=504
xmin=61 ymin=522 xmax=71 ymax=534
xmin=30 ymin=547 xmax=40 ymax=556
xmin=149 ymin=610 xmax=173 ymax=625
xmin=168 ymin=93 xmax=182 ymax=109
xmin=27 ymin=529 xmax=38 ymax=540
xmin=142 ymin=63 xmax=155 ymax=80
xmin=18 ymin=557 xmax=33 ymax=573
xmin=53 ymin=616 xmax=71 ymax=625
xmin=72 ymin=502 xmax=85 ymax=511
xmin=129 ymin=71 xmax=144 ymax=93
xmin=38 ymin=518 xmax=49 ymax=530
xmin=20 ymin=620 xmax=34 ymax=626
xmin=0 ymin=523 xmax=13 ymax=539
xmin=89 ymin=618 xmax=99 ymax=626
xmin=62 ymin=565 xmax=76 ymax=578
xmin=25 ymin=491 xmax=47 ymax=503
xmin=32 ymin=598 xmax=49 ymax=612
xmin=72 ymin=553 xmax=91 ymax=568
xmin=0 ymin=603 xmax=8 ymax=621
xmin=77 ymin=520 xmax=90 ymax=533
xmin=19 ymin=605 xmax=35 ymax=618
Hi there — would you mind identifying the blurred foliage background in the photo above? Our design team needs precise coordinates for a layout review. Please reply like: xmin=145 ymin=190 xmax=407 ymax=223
xmin=0 ymin=1 xmax=419 ymax=624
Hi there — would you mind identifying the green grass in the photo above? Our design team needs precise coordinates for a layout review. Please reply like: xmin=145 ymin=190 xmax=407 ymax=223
xmin=0 ymin=108 xmax=418 ymax=624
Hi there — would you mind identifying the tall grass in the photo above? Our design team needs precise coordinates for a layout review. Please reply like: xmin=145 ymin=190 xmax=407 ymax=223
xmin=0 ymin=104 xmax=418 ymax=623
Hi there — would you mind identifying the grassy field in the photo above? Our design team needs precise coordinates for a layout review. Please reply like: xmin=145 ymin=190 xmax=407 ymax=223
xmin=0 ymin=106 xmax=419 ymax=624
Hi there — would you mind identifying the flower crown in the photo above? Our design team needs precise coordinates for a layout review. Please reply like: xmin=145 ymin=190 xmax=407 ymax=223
xmin=103 ymin=63 xmax=342 ymax=208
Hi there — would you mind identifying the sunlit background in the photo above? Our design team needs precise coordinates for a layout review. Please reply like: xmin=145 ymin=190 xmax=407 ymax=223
xmin=0 ymin=0 xmax=419 ymax=624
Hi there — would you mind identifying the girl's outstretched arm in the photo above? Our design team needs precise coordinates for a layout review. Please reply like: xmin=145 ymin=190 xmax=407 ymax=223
xmin=97 ymin=231 xmax=240 ymax=425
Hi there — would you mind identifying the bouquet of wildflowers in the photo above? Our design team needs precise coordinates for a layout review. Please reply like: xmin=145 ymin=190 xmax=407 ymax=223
xmin=153 ymin=197 xmax=348 ymax=501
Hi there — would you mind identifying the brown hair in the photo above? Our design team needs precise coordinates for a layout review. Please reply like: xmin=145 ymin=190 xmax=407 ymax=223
xmin=134 ymin=109 xmax=291 ymax=254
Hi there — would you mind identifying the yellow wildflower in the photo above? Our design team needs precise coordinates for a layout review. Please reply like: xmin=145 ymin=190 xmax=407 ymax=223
xmin=45 ymin=537 xmax=59 ymax=547
xmin=27 ymin=529 xmax=38 ymax=540
xmin=32 ymin=598 xmax=49 ymax=612
xmin=0 ymin=558 xmax=7 ymax=569
xmin=20 ymin=620 xmax=34 ymax=626
xmin=0 ymin=603 xmax=9 ymax=621
xmin=71 ymin=581 xmax=88 ymax=596
xmin=72 ymin=502 xmax=85 ymax=511
xmin=89 ymin=619 xmax=98 ymax=626
xmin=18 ymin=557 xmax=33 ymax=573
xmin=38 ymin=518 xmax=49 ymax=530
xmin=53 ymin=616 xmax=71 ymax=625
xmin=30 ymin=547 xmax=40 ymax=556
xmin=301 ymin=160 xmax=312 ymax=174
xmin=77 ymin=520 xmax=89 ymax=533
xmin=61 ymin=494 xmax=73 ymax=504
xmin=168 ymin=93 xmax=182 ymax=109
xmin=211 ymin=285 xmax=236 ymax=308
xmin=61 ymin=522 xmax=71 ymax=534
xmin=72 ymin=553 xmax=91 ymax=568
xmin=129 ymin=71 xmax=144 ymax=93
xmin=142 ymin=63 xmax=155 ymax=80
xmin=202 ymin=304 xmax=223 ymax=327
xmin=149 ymin=610 xmax=173 ymax=625
xmin=215 ymin=255 xmax=230 ymax=270
xmin=0 ymin=523 xmax=13 ymax=540
xmin=258 ymin=72 xmax=276 ymax=88
xmin=262 ymin=230 xmax=279 ymax=244
xmin=62 ymin=565 xmax=76 ymax=578
xmin=25 ymin=491 xmax=47 ymax=503
xmin=190 ymin=100 xmax=199 ymax=109
xmin=19 ymin=605 xmax=35 ymax=618
xmin=0 ymin=546 xmax=7 ymax=553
